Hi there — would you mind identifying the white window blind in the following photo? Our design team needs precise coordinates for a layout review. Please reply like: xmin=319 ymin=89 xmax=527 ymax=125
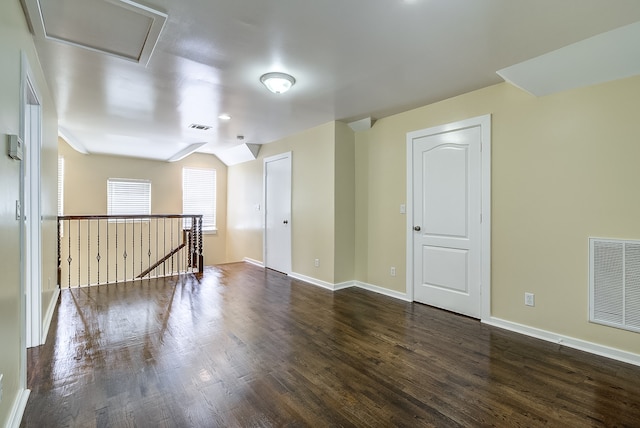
xmin=58 ymin=156 xmax=64 ymax=216
xmin=183 ymin=167 xmax=216 ymax=231
xmin=107 ymin=178 xmax=151 ymax=216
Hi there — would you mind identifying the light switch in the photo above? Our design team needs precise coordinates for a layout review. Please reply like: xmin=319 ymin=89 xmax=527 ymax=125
xmin=16 ymin=200 xmax=21 ymax=220
xmin=400 ymin=204 xmax=406 ymax=214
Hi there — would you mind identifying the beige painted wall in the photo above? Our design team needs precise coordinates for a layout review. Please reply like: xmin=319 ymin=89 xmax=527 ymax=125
xmin=0 ymin=1 xmax=58 ymax=425
xmin=356 ymin=76 xmax=640 ymax=355
xmin=334 ymin=121 xmax=355 ymax=284
xmin=59 ymin=140 xmax=228 ymax=265
xmin=226 ymin=122 xmax=338 ymax=283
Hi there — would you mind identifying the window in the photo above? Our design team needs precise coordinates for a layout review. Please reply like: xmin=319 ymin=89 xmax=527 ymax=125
xmin=107 ymin=178 xmax=151 ymax=216
xmin=182 ymin=167 xmax=216 ymax=231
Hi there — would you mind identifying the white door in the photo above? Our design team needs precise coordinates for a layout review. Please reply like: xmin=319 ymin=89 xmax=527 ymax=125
xmin=264 ymin=152 xmax=292 ymax=274
xmin=410 ymin=124 xmax=482 ymax=318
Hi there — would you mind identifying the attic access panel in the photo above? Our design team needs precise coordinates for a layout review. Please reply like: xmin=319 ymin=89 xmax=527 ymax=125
xmin=23 ymin=0 xmax=166 ymax=65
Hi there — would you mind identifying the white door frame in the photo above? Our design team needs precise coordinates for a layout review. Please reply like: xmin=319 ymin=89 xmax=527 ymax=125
xmin=406 ymin=114 xmax=491 ymax=321
xmin=263 ymin=152 xmax=292 ymax=274
xmin=21 ymin=52 xmax=43 ymax=350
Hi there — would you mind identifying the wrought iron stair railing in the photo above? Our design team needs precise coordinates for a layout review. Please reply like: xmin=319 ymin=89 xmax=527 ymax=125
xmin=57 ymin=214 xmax=203 ymax=288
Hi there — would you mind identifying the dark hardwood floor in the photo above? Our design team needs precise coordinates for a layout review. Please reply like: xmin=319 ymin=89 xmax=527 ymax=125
xmin=23 ymin=263 xmax=640 ymax=427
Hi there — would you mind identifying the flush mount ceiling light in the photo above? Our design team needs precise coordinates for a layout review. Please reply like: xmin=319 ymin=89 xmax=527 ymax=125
xmin=260 ymin=72 xmax=296 ymax=94
xmin=218 ymin=113 xmax=232 ymax=120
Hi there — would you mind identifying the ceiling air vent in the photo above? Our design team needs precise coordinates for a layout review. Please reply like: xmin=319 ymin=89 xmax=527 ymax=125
xmin=188 ymin=124 xmax=213 ymax=131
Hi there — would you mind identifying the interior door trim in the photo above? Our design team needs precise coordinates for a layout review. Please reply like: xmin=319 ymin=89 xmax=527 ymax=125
xmin=405 ymin=114 xmax=491 ymax=321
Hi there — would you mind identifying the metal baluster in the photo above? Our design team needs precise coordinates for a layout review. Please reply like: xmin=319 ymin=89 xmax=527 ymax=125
xmin=155 ymin=218 xmax=158 ymax=278
xmin=87 ymin=220 xmax=91 ymax=286
xmin=96 ymin=219 xmax=100 ymax=285
xmin=115 ymin=218 xmax=119 ymax=283
xmin=57 ymin=219 xmax=61 ymax=288
xmin=132 ymin=220 xmax=135 ymax=282
xmin=148 ymin=217 xmax=151 ymax=279
xmin=77 ymin=220 xmax=81 ymax=287
xmin=106 ymin=218 xmax=109 ymax=285
xmin=67 ymin=218 xmax=71 ymax=288
xmin=171 ymin=218 xmax=174 ymax=275
xmin=123 ymin=219 xmax=127 ymax=282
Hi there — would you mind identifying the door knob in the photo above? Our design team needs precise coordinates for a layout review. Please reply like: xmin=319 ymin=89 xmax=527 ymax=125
xmin=283 ymin=220 xmax=289 ymax=224
xmin=414 ymin=226 xmax=421 ymax=231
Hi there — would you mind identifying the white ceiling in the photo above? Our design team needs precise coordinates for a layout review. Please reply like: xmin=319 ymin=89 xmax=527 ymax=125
xmin=22 ymin=0 xmax=640 ymax=162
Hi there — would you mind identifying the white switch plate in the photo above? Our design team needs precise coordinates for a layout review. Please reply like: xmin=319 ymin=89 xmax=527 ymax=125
xmin=314 ymin=259 xmax=319 ymax=267
xmin=16 ymin=200 xmax=21 ymax=220
xmin=400 ymin=204 xmax=406 ymax=214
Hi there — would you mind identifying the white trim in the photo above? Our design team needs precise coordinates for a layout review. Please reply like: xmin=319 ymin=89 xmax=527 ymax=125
xmin=405 ymin=114 xmax=492 ymax=320
xmin=41 ymin=288 xmax=60 ymax=344
xmin=7 ymin=388 xmax=30 ymax=428
xmin=484 ymin=317 xmax=640 ymax=368
xmin=289 ymin=271 xmax=346 ymax=291
xmin=243 ymin=257 xmax=264 ymax=268
xmin=354 ymin=281 xmax=412 ymax=302
xmin=20 ymin=51 xmax=45 ymax=372
xmin=334 ymin=281 xmax=355 ymax=291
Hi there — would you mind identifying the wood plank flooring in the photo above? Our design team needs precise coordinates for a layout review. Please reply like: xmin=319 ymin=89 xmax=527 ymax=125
xmin=23 ymin=262 xmax=640 ymax=427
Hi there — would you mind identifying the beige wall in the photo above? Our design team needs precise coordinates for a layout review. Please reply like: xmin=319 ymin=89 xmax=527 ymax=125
xmin=355 ymin=76 xmax=640 ymax=355
xmin=226 ymin=122 xmax=339 ymax=283
xmin=59 ymin=140 xmax=228 ymax=265
xmin=0 ymin=1 xmax=58 ymax=425
xmin=334 ymin=121 xmax=355 ymax=284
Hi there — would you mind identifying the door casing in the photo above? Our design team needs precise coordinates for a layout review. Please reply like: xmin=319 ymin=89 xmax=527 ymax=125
xmin=406 ymin=115 xmax=491 ymax=321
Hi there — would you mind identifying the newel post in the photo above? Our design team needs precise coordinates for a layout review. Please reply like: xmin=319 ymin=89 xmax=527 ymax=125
xmin=198 ymin=216 xmax=204 ymax=274
xmin=57 ymin=218 xmax=61 ymax=288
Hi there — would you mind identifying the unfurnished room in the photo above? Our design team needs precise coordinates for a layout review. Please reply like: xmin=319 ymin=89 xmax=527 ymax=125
xmin=2 ymin=0 xmax=640 ymax=426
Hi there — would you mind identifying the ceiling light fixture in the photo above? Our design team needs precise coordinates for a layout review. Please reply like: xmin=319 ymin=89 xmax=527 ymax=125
xmin=218 ymin=113 xmax=232 ymax=120
xmin=260 ymin=72 xmax=296 ymax=94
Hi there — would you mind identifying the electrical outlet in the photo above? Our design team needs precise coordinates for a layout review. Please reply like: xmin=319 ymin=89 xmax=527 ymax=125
xmin=525 ymin=292 xmax=535 ymax=307
xmin=390 ymin=267 xmax=396 ymax=277
xmin=314 ymin=259 xmax=319 ymax=267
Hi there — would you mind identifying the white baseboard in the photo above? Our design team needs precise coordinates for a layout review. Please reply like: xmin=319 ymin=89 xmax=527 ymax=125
xmin=41 ymin=287 xmax=60 ymax=345
xmin=354 ymin=281 xmax=412 ymax=302
xmin=485 ymin=317 xmax=640 ymax=367
xmin=7 ymin=388 xmax=30 ymax=428
xmin=289 ymin=272 xmax=352 ymax=291
xmin=243 ymin=257 xmax=264 ymax=268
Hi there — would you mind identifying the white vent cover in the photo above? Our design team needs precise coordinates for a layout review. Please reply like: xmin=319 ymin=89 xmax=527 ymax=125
xmin=590 ymin=238 xmax=640 ymax=333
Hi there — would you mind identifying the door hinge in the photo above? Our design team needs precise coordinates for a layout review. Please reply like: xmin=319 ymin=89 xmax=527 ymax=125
xmin=480 ymin=213 xmax=482 ymax=223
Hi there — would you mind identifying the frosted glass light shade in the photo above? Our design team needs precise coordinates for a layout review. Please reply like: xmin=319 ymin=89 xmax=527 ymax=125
xmin=260 ymin=72 xmax=296 ymax=94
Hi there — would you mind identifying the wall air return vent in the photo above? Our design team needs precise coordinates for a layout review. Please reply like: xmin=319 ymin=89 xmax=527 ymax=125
xmin=590 ymin=238 xmax=640 ymax=333
xmin=22 ymin=0 xmax=166 ymax=66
